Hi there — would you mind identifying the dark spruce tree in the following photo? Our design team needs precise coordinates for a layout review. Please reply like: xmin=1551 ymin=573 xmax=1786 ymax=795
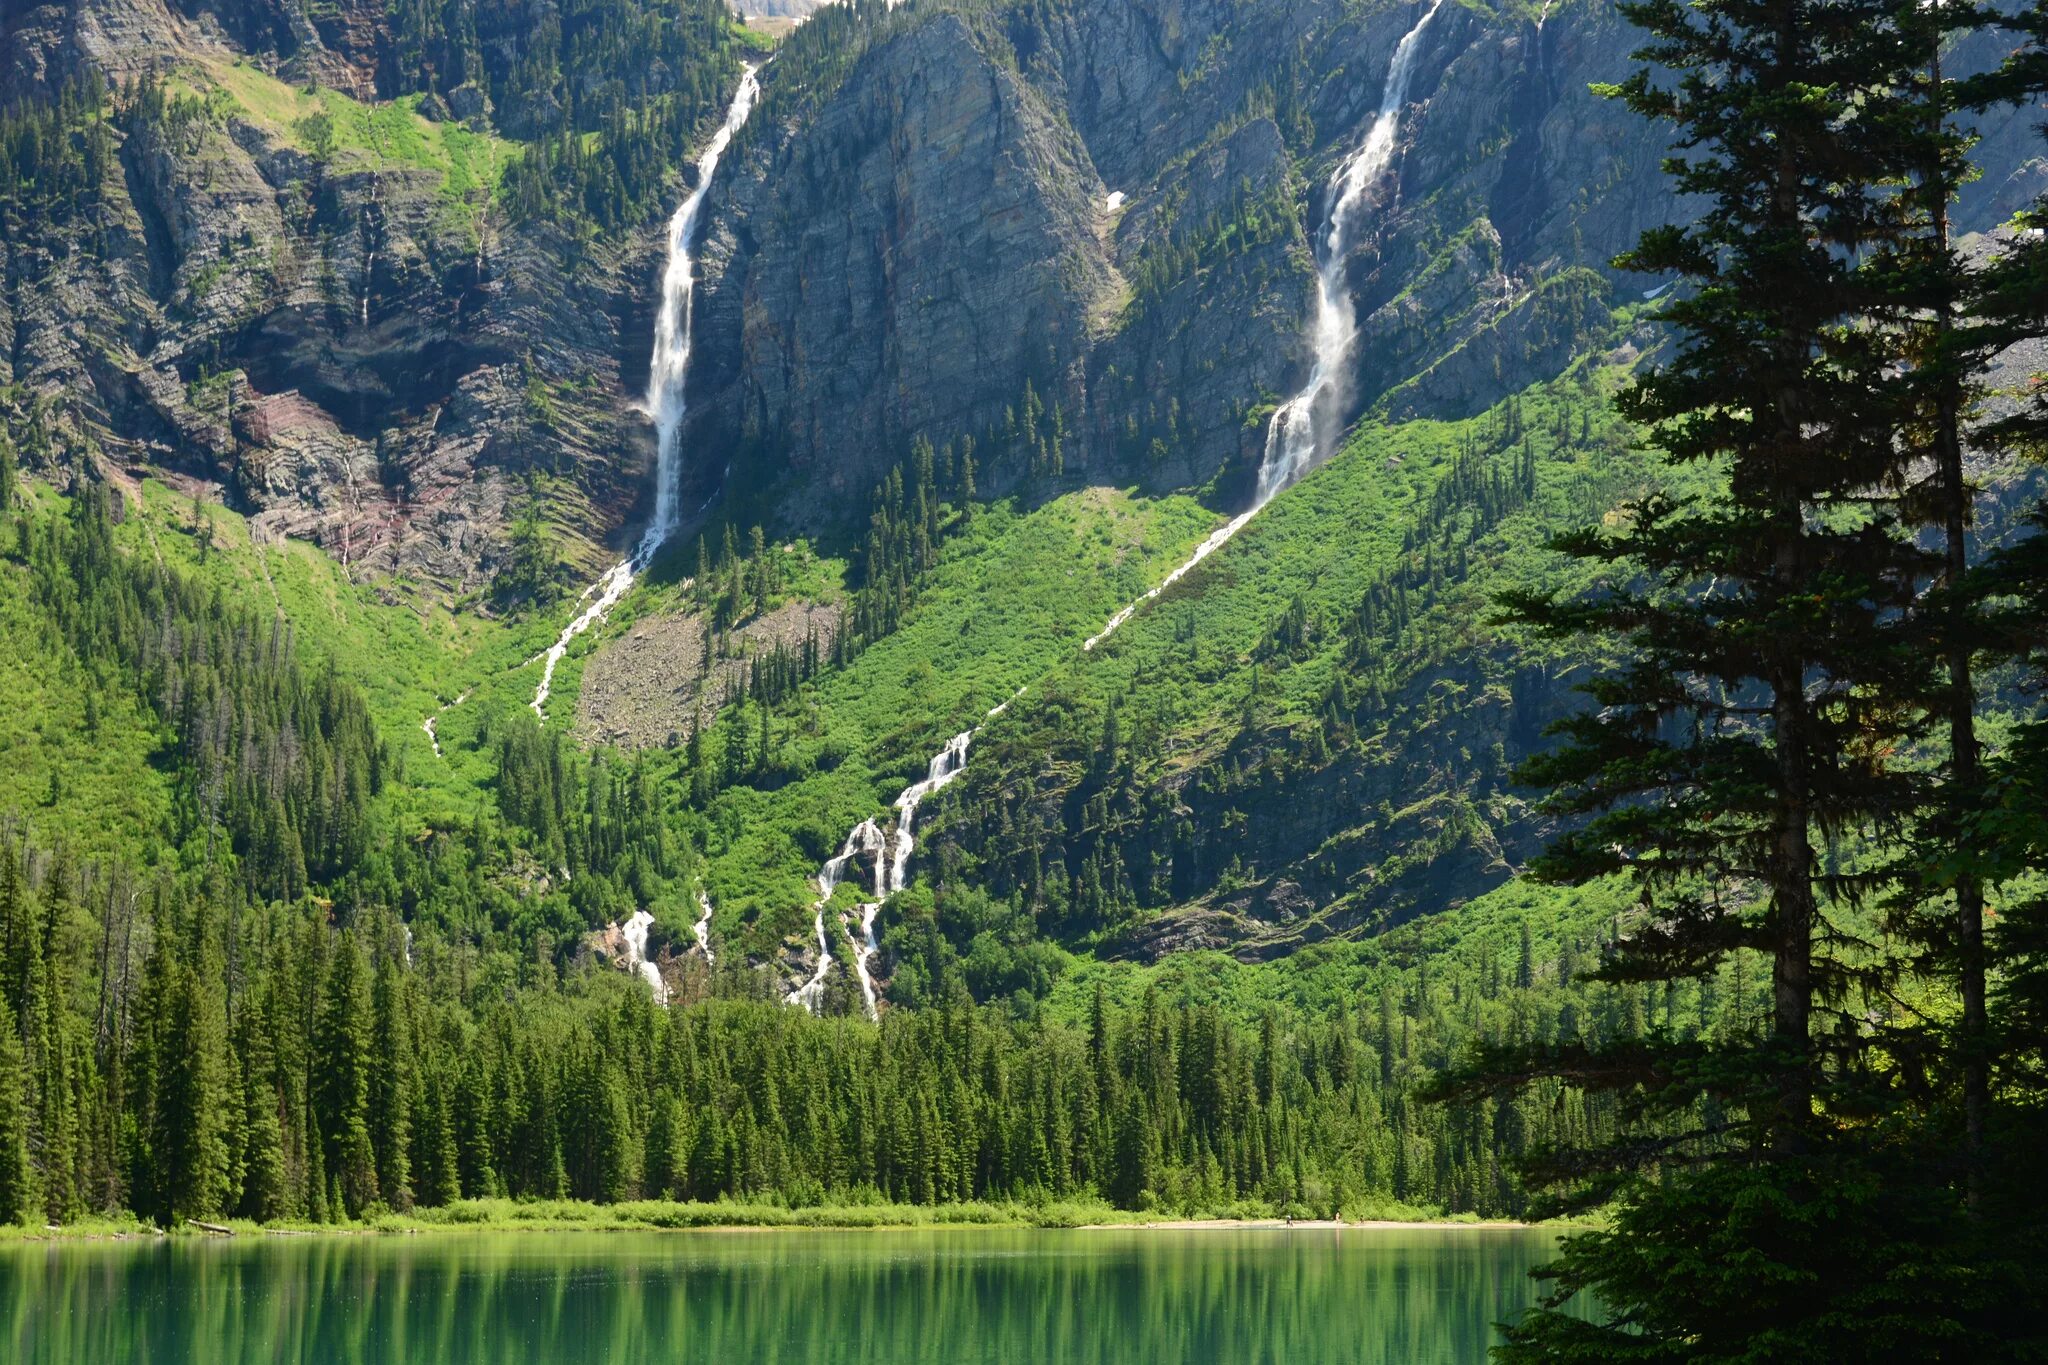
xmin=1429 ymin=0 xmax=1987 ymax=1354
xmin=1957 ymin=3 xmax=2048 ymax=1347
xmin=1870 ymin=0 xmax=2015 ymax=1216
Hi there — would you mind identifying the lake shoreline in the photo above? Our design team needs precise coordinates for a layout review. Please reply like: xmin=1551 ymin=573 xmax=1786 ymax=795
xmin=3 ymin=1202 xmax=1548 ymax=1243
xmin=1083 ymin=1218 xmax=1536 ymax=1231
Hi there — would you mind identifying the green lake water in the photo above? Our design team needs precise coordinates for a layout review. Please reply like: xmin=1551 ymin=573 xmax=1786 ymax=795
xmin=0 ymin=1226 xmax=1569 ymax=1362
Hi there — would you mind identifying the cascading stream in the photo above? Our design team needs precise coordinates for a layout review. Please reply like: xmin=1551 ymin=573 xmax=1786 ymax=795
xmin=784 ymin=5 xmax=1452 ymax=1012
xmin=421 ymin=688 xmax=470 ymax=759
xmin=620 ymin=908 xmax=668 ymax=1004
xmin=529 ymin=67 xmax=762 ymax=720
xmin=789 ymin=730 xmax=976 ymax=1018
xmin=1084 ymin=0 xmax=1448 ymax=653
xmin=789 ymin=819 xmax=887 ymax=1011
xmin=693 ymin=889 xmax=717 ymax=965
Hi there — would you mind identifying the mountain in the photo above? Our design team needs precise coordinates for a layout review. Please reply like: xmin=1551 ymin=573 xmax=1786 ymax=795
xmin=0 ymin=0 xmax=2039 ymax=998
xmin=2 ymin=0 xmax=744 ymax=596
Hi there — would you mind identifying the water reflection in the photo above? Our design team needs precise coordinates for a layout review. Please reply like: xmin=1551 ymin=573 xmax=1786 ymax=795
xmin=1 ymin=1226 xmax=1570 ymax=1363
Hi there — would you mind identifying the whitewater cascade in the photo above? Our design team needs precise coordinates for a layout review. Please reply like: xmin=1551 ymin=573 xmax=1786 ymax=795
xmin=789 ymin=819 xmax=886 ymax=1011
xmin=529 ymin=67 xmax=762 ymax=719
xmin=693 ymin=889 xmax=717 ymax=965
xmin=619 ymin=908 xmax=668 ymax=1004
xmin=421 ymin=688 xmax=471 ymax=758
xmin=1084 ymin=0 xmax=1448 ymax=652
xmin=788 ymin=729 xmax=975 ymax=1017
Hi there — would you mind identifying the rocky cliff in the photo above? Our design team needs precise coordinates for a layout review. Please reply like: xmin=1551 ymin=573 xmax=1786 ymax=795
xmin=5 ymin=0 xmax=2041 ymax=596
xmin=674 ymin=0 xmax=1660 ymax=527
xmin=681 ymin=0 xmax=2044 ymax=536
xmin=1 ymin=0 xmax=731 ymax=597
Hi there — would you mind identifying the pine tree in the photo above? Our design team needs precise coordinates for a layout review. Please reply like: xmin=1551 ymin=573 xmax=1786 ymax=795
xmin=314 ymin=932 xmax=379 ymax=1216
xmin=0 ymin=995 xmax=30 ymax=1225
xmin=233 ymin=987 xmax=288 ymax=1222
xmin=136 ymin=898 xmax=233 ymax=1225
xmin=369 ymin=942 xmax=414 ymax=1212
xmin=1956 ymin=10 xmax=2048 ymax=1343
xmin=33 ymin=859 xmax=81 ymax=1223
xmin=1867 ymin=0 xmax=2014 ymax=1211
xmin=1437 ymin=0 xmax=1973 ymax=1353
xmin=414 ymin=1059 xmax=462 ymax=1208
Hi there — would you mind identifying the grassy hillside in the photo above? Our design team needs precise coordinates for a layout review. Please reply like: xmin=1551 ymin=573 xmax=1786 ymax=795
xmin=175 ymin=56 xmax=515 ymax=200
xmin=912 ymin=352 xmax=1677 ymax=965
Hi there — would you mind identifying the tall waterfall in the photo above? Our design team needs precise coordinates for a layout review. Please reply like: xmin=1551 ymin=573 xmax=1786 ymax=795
xmin=1084 ymin=0 xmax=1448 ymax=652
xmin=530 ymin=67 xmax=763 ymax=719
xmin=1257 ymin=0 xmax=1446 ymax=500
xmin=783 ymin=4 xmax=1450 ymax=1012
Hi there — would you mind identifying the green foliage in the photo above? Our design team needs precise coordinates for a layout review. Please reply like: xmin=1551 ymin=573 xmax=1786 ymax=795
xmin=296 ymin=107 xmax=335 ymax=163
xmin=935 ymin=372 xmax=1643 ymax=947
xmin=0 ymin=77 xmax=113 ymax=232
xmin=1123 ymin=174 xmax=1303 ymax=320
xmin=495 ymin=488 xmax=563 ymax=606
xmin=484 ymin=0 xmax=744 ymax=230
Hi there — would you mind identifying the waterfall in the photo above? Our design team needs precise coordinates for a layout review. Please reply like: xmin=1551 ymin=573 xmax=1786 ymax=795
xmin=887 ymin=731 xmax=973 ymax=894
xmin=1256 ymin=0 xmax=1446 ymax=501
xmin=642 ymin=67 xmax=760 ymax=550
xmin=693 ymin=888 xmax=717 ymax=965
xmin=620 ymin=908 xmax=668 ymax=1004
xmin=787 ymin=728 xmax=975 ymax=1018
xmin=789 ymin=818 xmax=886 ymax=1010
xmin=529 ymin=67 xmax=763 ymax=720
xmin=1085 ymin=0 xmax=1449 ymax=652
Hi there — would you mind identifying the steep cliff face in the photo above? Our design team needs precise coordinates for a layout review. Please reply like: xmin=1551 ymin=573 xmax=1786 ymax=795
xmin=683 ymin=12 xmax=1116 ymax=517
xmin=687 ymin=0 xmax=2044 ymax=538
xmin=0 ymin=0 xmax=687 ymax=595
xmin=679 ymin=0 xmax=1682 ymax=527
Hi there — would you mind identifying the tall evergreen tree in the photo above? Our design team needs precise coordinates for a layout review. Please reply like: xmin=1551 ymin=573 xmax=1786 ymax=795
xmin=314 ymin=932 xmax=379 ymax=1216
xmin=233 ymin=986 xmax=288 ymax=1222
xmin=0 ymin=994 xmax=31 ymax=1225
xmin=132 ymin=897 xmax=233 ymax=1225
xmin=1435 ymin=0 xmax=1980 ymax=1353
xmin=1869 ymin=0 xmax=2014 ymax=1209
xmin=369 ymin=939 xmax=414 ymax=1213
xmin=1956 ymin=4 xmax=2048 ymax=1344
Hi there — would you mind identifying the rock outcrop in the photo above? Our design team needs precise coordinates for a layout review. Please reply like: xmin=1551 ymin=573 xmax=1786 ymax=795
xmin=6 ymin=0 xmax=2042 ymax=596
xmin=0 ymin=0 xmax=710 ymax=596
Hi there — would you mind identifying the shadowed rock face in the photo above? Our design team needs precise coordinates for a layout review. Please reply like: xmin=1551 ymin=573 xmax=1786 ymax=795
xmin=685 ymin=0 xmax=2044 ymax=537
xmin=1 ymin=0 xmax=671 ymax=595
xmin=5 ymin=0 xmax=2042 ymax=595
xmin=682 ymin=13 xmax=1117 ymax=518
xmin=677 ymin=0 xmax=1679 ymax=529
